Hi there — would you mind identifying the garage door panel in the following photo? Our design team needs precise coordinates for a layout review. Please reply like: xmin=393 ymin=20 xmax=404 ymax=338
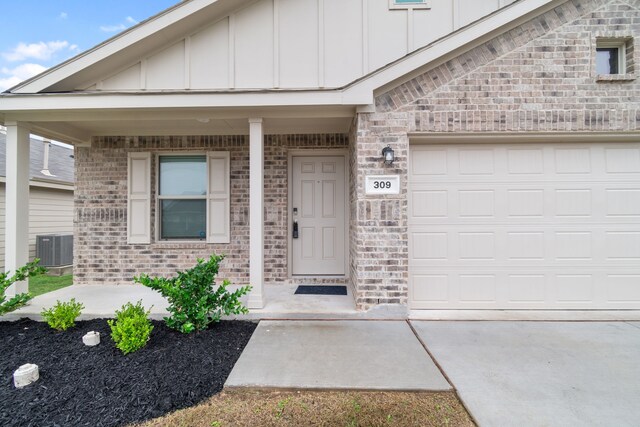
xmin=411 ymin=225 xmax=640 ymax=267
xmin=409 ymin=142 xmax=640 ymax=310
xmin=605 ymin=188 xmax=640 ymax=217
xmin=410 ymin=184 xmax=639 ymax=225
xmin=607 ymin=275 xmax=640 ymax=302
xmin=411 ymin=190 xmax=448 ymax=218
xmin=604 ymin=147 xmax=640 ymax=173
xmin=411 ymin=144 xmax=640 ymax=184
xmin=507 ymin=148 xmax=545 ymax=174
xmin=459 ymin=148 xmax=496 ymax=175
xmin=507 ymin=274 xmax=547 ymax=303
xmin=605 ymin=231 xmax=640 ymax=260
xmin=506 ymin=232 xmax=545 ymax=260
xmin=410 ymin=268 xmax=640 ymax=309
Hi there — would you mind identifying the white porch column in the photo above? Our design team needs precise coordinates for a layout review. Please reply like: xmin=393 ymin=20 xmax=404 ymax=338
xmin=248 ymin=118 xmax=265 ymax=309
xmin=4 ymin=122 xmax=31 ymax=297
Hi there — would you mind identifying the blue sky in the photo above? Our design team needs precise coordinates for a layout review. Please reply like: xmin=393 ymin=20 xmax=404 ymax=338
xmin=0 ymin=1 xmax=177 ymax=91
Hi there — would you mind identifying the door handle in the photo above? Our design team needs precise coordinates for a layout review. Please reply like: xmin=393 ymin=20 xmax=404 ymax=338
xmin=293 ymin=220 xmax=299 ymax=239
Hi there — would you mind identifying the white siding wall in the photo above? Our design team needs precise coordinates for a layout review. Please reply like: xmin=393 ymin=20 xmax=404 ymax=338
xmin=94 ymin=0 xmax=517 ymax=91
xmin=0 ymin=184 xmax=74 ymax=270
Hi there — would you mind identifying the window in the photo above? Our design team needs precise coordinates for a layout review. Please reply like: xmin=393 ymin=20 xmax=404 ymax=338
xmin=389 ymin=0 xmax=430 ymax=10
xmin=127 ymin=151 xmax=230 ymax=245
xmin=595 ymin=38 xmax=633 ymax=77
xmin=158 ymin=155 xmax=207 ymax=240
xmin=596 ymin=46 xmax=623 ymax=75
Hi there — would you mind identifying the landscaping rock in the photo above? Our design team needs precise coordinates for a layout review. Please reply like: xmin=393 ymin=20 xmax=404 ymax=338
xmin=0 ymin=318 xmax=256 ymax=427
xmin=13 ymin=364 xmax=39 ymax=388
xmin=82 ymin=331 xmax=100 ymax=346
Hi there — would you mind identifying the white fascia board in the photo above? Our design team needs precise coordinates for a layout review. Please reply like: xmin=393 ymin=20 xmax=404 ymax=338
xmin=10 ymin=0 xmax=225 ymax=94
xmin=0 ymin=90 xmax=368 ymax=111
xmin=343 ymin=0 xmax=563 ymax=98
xmin=0 ymin=177 xmax=73 ymax=191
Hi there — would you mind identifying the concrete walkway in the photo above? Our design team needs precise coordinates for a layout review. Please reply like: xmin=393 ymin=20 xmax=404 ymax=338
xmin=412 ymin=321 xmax=640 ymax=427
xmin=3 ymin=284 xmax=406 ymax=321
xmin=225 ymin=320 xmax=451 ymax=391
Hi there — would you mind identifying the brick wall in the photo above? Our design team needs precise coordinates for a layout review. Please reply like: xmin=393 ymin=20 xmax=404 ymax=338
xmin=75 ymin=134 xmax=347 ymax=286
xmin=350 ymin=114 xmax=410 ymax=310
xmin=351 ymin=0 xmax=640 ymax=310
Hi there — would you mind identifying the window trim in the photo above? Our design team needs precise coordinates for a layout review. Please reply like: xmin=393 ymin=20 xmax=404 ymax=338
xmin=389 ymin=0 xmax=431 ymax=10
xmin=155 ymin=152 xmax=208 ymax=242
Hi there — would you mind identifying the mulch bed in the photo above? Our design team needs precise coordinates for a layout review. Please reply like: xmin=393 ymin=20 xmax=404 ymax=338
xmin=0 ymin=318 xmax=256 ymax=427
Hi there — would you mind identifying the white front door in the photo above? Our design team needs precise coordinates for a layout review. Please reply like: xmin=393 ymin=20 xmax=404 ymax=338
xmin=292 ymin=156 xmax=346 ymax=275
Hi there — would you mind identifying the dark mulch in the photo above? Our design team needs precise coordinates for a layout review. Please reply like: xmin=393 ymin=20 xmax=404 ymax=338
xmin=0 ymin=318 xmax=256 ymax=427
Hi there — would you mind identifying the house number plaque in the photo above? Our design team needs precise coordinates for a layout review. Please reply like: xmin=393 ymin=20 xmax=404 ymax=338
xmin=365 ymin=175 xmax=400 ymax=195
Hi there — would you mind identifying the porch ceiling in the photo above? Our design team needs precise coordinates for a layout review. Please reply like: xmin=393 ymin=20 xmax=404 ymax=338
xmin=5 ymin=105 xmax=355 ymax=145
xmin=34 ymin=116 xmax=353 ymax=139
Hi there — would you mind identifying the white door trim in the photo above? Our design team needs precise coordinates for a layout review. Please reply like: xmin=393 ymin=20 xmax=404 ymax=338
xmin=287 ymin=149 xmax=350 ymax=279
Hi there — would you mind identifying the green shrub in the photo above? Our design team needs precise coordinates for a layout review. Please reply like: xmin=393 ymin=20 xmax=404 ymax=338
xmin=0 ymin=259 xmax=47 ymax=315
xmin=41 ymin=298 xmax=84 ymax=331
xmin=134 ymin=254 xmax=251 ymax=334
xmin=108 ymin=301 xmax=154 ymax=355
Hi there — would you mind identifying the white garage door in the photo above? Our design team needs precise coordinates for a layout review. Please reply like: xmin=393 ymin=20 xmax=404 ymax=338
xmin=409 ymin=143 xmax=640 ymax=310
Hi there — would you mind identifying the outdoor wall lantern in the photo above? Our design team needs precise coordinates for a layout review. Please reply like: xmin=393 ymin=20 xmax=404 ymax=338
xmin=382 ymin=145 xmax=395 ymax=165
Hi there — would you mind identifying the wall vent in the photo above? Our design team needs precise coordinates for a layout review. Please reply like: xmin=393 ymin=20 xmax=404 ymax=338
xmin=36 ymin=234 xmax=73 ymax=267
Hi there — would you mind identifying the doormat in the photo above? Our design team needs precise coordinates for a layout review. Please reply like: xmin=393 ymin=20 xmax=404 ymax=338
xmin=294 ymin=285 xmax=347 ymax=295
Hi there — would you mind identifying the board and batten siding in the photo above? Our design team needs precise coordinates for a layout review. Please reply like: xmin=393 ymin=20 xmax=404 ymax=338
xmin=91 ymin=0 xmax=516 ymax=91
xmin=0 ymin=184 xmax=74 ymax=270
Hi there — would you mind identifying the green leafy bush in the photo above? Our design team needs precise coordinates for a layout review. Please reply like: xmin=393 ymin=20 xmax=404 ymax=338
xmin=0 ymin=259 xmax=47 ymax=315
xmin=108 ymin=301 xmax=154 ymax=355
xmin=134 ymin=254 xmax=251 ymax=334
xmin=41 ymin=298 xmax=84 ymax=331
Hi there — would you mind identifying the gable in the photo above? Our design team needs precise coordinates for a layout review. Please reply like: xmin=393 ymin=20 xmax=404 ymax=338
xmin=376 ymin=0 xmax=640 ymax=133
xmin=12 ymin=0 xmax=518 ymax=94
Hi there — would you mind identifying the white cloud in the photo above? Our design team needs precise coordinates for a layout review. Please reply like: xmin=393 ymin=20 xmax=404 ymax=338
xmin=100 ymin=16 xmax=139 ymax=33
xmin=0 ymin=76 xmax=23 ymax=91
xmin=2 ymin=40 xmax=70 ymax=62
xmin=59 ymin=12 xmax=68 ymax=19
xmin=0 ymin=63 xmax=48 ymax=91
xmin=100 ymin=24 xmax=126 ymax=33
xmin=2 ymin=63 xmax=47 ymax=79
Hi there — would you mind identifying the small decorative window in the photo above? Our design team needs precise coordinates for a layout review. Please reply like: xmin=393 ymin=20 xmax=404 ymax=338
xmin=158 ymin=155 xmax=207 ymax=240
xmin=595 ymin=38 xmax=634 ymax=80
xmin=389 ymin=0 xmax=431 ymax=10
xmin=596 ymin=42 xmax=624 ymax=74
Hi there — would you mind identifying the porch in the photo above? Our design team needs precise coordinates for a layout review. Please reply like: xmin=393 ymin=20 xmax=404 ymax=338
xmin=3 ymin=283 xmax=407 ymax=321
xmin=3 ymin=106 xmax=386 ymax=312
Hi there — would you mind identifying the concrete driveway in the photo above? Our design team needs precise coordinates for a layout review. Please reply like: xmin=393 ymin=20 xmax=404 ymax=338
xmin=412 ymin=321 xmax=640 ymax=427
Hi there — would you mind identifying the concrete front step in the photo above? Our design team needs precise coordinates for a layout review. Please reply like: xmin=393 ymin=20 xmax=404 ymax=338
xmin=225 ymin=320 xmax=451 ymax=391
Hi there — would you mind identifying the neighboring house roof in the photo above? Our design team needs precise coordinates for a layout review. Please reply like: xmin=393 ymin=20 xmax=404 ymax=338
xmin=0 ymin=132 xmax=74 ymax=185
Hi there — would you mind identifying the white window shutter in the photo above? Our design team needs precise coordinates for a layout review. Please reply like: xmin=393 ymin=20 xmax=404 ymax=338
xmin=207 ymin=152 xmax=231 ymax=244
xmin=127 ymin=152 xmax=151 ymax=244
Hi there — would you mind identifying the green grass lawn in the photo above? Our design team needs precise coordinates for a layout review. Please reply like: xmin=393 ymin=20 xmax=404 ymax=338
xmin=29 ymin=274 xmax=73 ymax=297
